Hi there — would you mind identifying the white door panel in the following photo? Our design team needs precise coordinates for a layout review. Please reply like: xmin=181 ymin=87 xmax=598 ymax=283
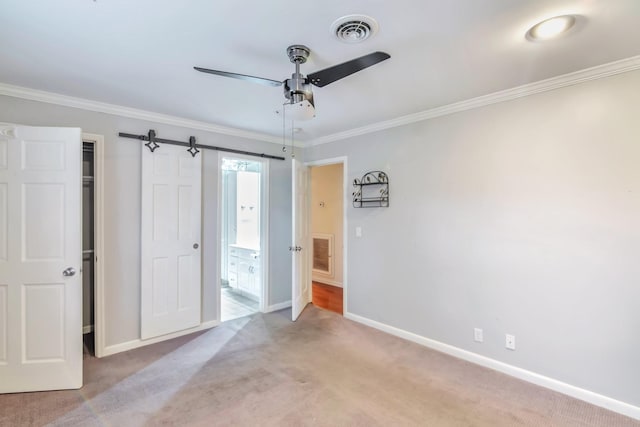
xmin=291 ymin=159 xmax=310 ymax=321
xmin=141 ymin=144 xmax=201 ymax=340
xmin=23 ymin=284 xmax=65 ymax=361
xmin=24 ymin=183 xmax=65 ymax=260
xmin=0 ymin=123 xmax=82 ymax=393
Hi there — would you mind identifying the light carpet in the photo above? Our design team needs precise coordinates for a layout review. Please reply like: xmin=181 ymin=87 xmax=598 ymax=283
xmin=0 ymin=306 xmax=637 ymax=426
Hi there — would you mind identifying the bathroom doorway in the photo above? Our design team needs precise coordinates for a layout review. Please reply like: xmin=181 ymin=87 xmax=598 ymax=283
xmin=218 ymin=154 xmax=268 ymax=321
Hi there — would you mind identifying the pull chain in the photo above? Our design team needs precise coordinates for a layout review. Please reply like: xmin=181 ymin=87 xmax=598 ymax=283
xmin=279 ymin=103 xmax=295 ymax=158
xmin=281 ymin=103 xmax=287 ymax=153
xmin=290 ymin=119 xmax=295 ymax=158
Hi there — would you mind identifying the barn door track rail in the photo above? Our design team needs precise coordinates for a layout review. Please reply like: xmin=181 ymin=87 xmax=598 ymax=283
xmin=118 ymin=129 xmax=286 ymax=161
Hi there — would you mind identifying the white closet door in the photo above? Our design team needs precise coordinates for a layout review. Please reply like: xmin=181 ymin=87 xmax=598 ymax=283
xmin=141 ymin=144 xmax=202 ymax=339
xmin=0 ymin=123 xmax=82 ymax=393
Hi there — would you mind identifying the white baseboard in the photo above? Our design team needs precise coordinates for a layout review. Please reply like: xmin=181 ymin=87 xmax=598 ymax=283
xmin=82 ymin=325 xmax=94 ymax=334
xmin=264 ymin=300 xmax=291 ymax=313
xmin=344 ymin=311 xmax=640 ymax=421
xmin=312 ymin=278 xmax=343 ymax=288
xmin=102 ymin=320 xmax=220 ymax=357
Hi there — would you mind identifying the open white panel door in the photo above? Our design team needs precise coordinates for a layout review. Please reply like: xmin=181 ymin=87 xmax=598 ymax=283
xmin=291 ymin=158 xmax=310 ymax=321
xmin=0 ymin=123 xmax=82 ymax=393
xmin=141 ymin=144 xmax=201 ymax=340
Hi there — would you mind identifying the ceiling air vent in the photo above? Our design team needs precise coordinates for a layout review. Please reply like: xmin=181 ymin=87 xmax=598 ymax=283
xmin=330 ymin=15 xmax=379 ymax=43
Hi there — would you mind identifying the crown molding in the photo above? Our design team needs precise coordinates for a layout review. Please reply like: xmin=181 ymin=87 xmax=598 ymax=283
xmin=0 ymin=82 xmax=283 ymax=145
xmin=3 ymin=55 xmax=639 ymax=148
xmin=308 ymin=55 xmax=640 ymax=146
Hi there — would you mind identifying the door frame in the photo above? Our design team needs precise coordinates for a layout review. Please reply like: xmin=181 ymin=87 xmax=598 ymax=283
xmin=304 ymin=156 xmax=348 ymax=313
xmin=81 ymin=133 xmax=105 ymax=357
xmin=216 ymin=152 xmax=270 ymax=320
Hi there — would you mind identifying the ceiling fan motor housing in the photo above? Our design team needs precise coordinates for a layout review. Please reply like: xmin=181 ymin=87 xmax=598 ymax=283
xmin=284 ymin=74 xmax=314 ymax=105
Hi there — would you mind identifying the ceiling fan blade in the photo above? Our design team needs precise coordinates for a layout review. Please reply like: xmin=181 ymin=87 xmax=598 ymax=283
xmin=307 ymin=51 xmax=390 ymax=88
xmin=194 ymin=67 xmax=283 ymax=87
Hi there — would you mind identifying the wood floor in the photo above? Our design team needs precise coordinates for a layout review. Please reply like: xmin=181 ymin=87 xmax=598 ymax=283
xmin=312 ymin=281 xmax=343 ymax=315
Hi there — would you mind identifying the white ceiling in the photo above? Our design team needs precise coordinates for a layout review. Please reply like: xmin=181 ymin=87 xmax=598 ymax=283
xmin=1 ymin=0 xmax=639 ymax=142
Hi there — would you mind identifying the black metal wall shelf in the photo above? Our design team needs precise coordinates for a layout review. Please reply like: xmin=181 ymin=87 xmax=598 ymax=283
xmin=352 ymin=171 xmax=389 ymax=208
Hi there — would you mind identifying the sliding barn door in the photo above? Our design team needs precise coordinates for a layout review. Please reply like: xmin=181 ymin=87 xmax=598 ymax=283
xmin=141 ymin=144 xmax=202 ymax=340
xmin=0 ymin=123 xmax=82 ymax=393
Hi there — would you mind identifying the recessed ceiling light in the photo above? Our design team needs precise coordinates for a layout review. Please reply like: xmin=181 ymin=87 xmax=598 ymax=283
xmin=526 ymin=15 xmax=576 ymax=41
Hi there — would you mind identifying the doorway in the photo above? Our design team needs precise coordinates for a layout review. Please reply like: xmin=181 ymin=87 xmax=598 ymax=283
xmin=308 ymin=161 xmax=346 ymax=315
xmin=219 ymin=155 xmax=268 ymax=321
xmin=81 ymin=133 xmax=104 ymax=357
xmin=82 ymin=141 xmax=95 ymax=354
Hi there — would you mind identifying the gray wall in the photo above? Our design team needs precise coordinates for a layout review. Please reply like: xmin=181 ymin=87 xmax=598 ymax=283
xmin=0 ymin=95 xmax=292 ymax=348
xmin=305 ymin=70 xmax=640 ymax=406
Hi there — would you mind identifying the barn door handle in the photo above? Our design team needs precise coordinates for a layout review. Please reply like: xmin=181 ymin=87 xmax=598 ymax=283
xmin=62 ymin=267 xmax=76 ymax=277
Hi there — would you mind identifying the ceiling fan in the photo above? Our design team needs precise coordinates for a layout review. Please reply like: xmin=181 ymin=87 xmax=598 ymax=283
xmin=194 ymin=45 xmax=390 ymax=120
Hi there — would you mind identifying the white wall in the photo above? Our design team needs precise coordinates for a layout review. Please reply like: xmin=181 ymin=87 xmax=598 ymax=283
xmin=0 ymin=95 xmax=292 ymax=348
xmin=305 ymin=70 xmax=640 ymax=407
xmin=310 ymin=164 xmax=343 ymax=286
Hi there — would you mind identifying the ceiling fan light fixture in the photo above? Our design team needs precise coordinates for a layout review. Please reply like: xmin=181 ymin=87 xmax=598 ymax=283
xmin=284 ymin=100 xmax=316 ymax=121
xmin=526 ymin=15 xmax=576 ymax=41
xmin=331 ymin=15 xmax=379 ymax=43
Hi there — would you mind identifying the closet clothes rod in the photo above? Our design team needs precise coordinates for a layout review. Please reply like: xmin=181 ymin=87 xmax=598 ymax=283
xmin=118 ymin=130 xmax=286 ymax=161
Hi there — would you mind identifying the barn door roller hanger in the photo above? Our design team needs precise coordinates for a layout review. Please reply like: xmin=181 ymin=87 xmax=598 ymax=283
xmin=118 ymin=129 xmax=286 ymax=160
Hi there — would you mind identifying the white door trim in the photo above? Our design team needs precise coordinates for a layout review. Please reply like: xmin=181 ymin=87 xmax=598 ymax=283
xmin=81 ymin=133 xmax=105 ymax=357
xmin=215 ymin=154 xmax=222 ymax=321
xmin=259 ymin=160 xmax=270 ymax=313
xmin=304 ymin=156 xmax=348 ymax=313
xmin=216 ymin=152 xmax=270 ymax=320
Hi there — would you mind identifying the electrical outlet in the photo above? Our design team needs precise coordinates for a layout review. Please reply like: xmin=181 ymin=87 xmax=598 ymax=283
xmin=474 ymin=328 xmax=483 ymax=343
xmin=506 ymin=334 xmax=516 ymax=350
